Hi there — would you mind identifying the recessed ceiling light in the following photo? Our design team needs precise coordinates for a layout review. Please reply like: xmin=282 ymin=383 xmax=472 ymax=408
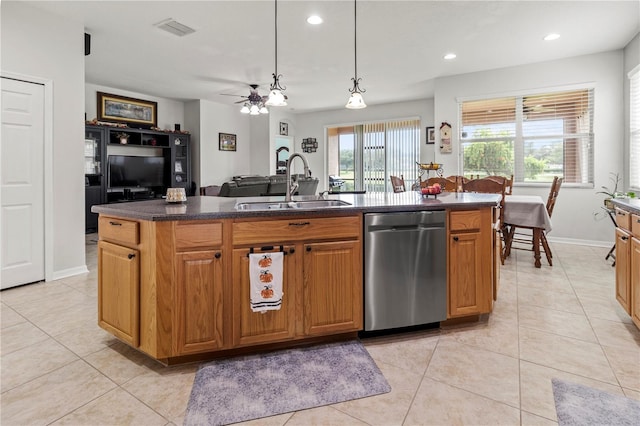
xmin=443 ymin=53 xmax=457 ymax=60
xmin=307 ymin=15 xmax=323 ymax=25
xmin=544 ymin=33 xmax=560 ymax=41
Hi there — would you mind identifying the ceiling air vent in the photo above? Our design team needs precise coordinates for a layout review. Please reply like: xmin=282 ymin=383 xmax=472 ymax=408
xmin=155 ymin=18 xmax=196 ymax=37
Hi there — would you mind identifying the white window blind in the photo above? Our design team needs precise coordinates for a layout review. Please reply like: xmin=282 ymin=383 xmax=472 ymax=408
xmin=460 ymin=89 xmax=594 ymax=184
xmin=327 ymin=119 xmax=419 ymax=192
xmin=363 ymin=119 xmax=420 ymax=192
xmin=630 ymin=67 xmax=640 ymax=189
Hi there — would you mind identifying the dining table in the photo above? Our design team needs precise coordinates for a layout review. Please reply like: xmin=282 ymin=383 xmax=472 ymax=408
xmin=503 ymin=194 xmax=552 ymax=268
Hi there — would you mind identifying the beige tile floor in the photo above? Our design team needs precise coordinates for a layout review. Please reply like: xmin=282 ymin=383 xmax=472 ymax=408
xmin=1 ymin=236 xmax=639 ymax=425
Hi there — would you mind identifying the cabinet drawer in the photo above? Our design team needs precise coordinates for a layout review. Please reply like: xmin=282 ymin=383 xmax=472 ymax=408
xmin=99 ymin=216 xmax=139 ymax=246
xmin=449 ymin=210 xmax=481 ymax=231
xmin=632 ymin=213 xmax=640 ymax=238
xmin=175 ymin=221 xmax=223 ymax=250
xmin=233 ymin=216 xmax=361 ymax=245
xmin=615 ymin=208 xmax=631 ymax=231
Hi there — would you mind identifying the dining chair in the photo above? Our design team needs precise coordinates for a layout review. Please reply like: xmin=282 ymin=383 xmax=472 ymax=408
xmin=504 ymin=176 xmax=563 ymax=266
xmin=485 ymin=175 xmax=514 ymax=195
xmin=463 ymin=178 xmax=508 ymax=264
xmin=390 ymin=175 xmax=406 ymax=193
xmin=462 ymin=177 xmax=505 ymax=194
xmin=424 ymin=176 xmax=458 ymax=192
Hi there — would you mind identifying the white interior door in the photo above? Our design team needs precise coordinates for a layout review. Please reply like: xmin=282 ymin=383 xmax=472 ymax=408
xmin=1 ymin=77 xmax=45 ymax=289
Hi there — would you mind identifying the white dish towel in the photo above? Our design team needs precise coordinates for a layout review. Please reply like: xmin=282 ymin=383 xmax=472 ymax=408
xmin=249 ymin=252 xmax=283 ymax=313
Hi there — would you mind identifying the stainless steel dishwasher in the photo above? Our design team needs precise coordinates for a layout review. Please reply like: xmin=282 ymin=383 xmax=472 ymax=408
xmin=364 ymin=210 xmax=447 ymax=331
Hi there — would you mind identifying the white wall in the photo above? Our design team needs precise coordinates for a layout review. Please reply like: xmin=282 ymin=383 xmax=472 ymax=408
xmin=2 ymin=2 xmax=86 ymax=278
xmin=624 ymin=33 xmax=640 ymax=190
xmin=295 ymin=99 xmax=435 ymax=191
xmin=85 ymin=83 xmax=185 ymax=131
xmin=434 ymin=51 xmax=625 ymax=244
xmin=198 ymin=100 xmax=252 ymax=186
xmin=249 ymin=115 xmax=271 ymax=176
xmin=184 ymin=100 xmax=201 ymax=189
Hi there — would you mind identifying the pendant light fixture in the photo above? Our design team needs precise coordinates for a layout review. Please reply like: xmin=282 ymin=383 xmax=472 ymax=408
xmin=345 ymin=0 xmax=366 ymax=109
xmin=265 ymin=0 xmax=287 ymax=107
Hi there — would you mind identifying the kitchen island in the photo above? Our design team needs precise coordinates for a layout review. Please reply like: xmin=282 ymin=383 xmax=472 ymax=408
xmin=611 ymin=198 xmax=640 ymax=329
xmin=93 ymin=192 xmax=501 ymax=364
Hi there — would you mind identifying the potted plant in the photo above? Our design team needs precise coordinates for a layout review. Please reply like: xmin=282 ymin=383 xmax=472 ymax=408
xmin=597 ymin=172 xmax=622 ymax=209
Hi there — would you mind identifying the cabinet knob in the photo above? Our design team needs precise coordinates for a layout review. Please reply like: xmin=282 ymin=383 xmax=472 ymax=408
xmin=127 ymin=253 xmax=135 ymax=259
xmin=621 ymin=235 xmax=628 ymax=241
xmin=453 ymin=236 xmax=459 ymax=242
xmin=289 ymin=248 xmax=295 ymax=254
xmin=306 ymin=246 xmax=312 ymax=252
xmin=215 ymin=252 xmax=221 ymax=259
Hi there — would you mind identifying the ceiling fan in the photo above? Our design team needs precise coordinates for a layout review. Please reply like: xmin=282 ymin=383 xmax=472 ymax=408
xmin=221 ymin=84 xmax=269 ymax=115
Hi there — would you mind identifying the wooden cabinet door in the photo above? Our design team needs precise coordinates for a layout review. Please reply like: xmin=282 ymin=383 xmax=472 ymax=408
xmin=174 ymin=250 xmax=224 ymax=355
xmin=231 ymin=247 xmax=297 ymax=346
xmin=98 ymin=241 xmax=139 ymax=346
xmin=303 ymin=240 xmax=362 ymax=336
xmin=449 ymin=231 xmax=490 ymax=317
xmin=630 ymin=237 xmax=640 ymax=328
xmin=615 ymin=228 xmax=631 ymax=314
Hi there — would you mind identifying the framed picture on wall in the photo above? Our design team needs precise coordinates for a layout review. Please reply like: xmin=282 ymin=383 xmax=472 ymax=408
xmin=426 ymin=127 xmax=435 ymax=144
xmin=97 ymin=92 xmax=157 ymax=128
xmin=219 ymin=133 xmax=237 ymax=151
xmin=279 ymin=122 xmax=289 ymax=136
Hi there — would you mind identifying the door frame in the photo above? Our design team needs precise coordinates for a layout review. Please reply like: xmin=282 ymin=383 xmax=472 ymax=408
xmin=1 ymin=71 xmax=54 ymax=282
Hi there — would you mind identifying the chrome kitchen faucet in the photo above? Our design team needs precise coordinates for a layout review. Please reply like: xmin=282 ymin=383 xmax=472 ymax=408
xmin=285 ymin=153 xmax=311 ymax=202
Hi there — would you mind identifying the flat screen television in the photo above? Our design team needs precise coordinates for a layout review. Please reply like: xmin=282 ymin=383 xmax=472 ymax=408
xmin=108 ymin=155 xmax=166 ymax=188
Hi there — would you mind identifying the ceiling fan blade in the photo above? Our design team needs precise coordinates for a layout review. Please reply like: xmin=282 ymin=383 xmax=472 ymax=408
xmin=220 ymin=93 xmax=247 ymax=98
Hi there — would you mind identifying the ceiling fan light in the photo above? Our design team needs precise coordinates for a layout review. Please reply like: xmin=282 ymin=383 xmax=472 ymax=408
xmin=346 ymin=91 xmax=366 ymax=109
xmin=259 ymin=106 xmax=269 ymax=114
xmin=249 ymin=104 xmax=260 ymax=115
xmin=266 ymin=89 xmax=287 ymax=106
xmin=240 ymin=104 xmax=250 ymax=114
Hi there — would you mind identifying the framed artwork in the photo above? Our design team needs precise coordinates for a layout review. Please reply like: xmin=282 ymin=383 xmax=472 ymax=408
xmin=301 ymin=138 xmax=318 ymax=153
xmin=219 ymin=133 xmax=237 ymax=151
xmin=279 ymin=122 xmax=289 ymax=136
xmin=175 ymin=160 xmax=183 ymax=173
xmin=426 ymin=127 xmax=435 ymax=144
xmin=97 ymin=92 xmax=157 ymax=127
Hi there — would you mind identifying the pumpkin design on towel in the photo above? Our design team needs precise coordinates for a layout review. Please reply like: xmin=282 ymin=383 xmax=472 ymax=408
xmin=261 ymin=285 xmax=274 ymax=299
xmin=258 ymin=254 xmax=273 ymax=268
xmin=259 ymin=270 xmax=273 ymax=283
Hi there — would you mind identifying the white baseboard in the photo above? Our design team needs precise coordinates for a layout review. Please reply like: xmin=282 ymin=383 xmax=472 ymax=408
xmin=49 ymin=265 xmax=90 ymax=281
xmin=546 ymin=236 xmax=613 ymax=248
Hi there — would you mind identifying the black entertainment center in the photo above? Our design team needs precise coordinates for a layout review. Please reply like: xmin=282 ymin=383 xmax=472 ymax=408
xmin=84 ymin=124 xmax=190 ymax=232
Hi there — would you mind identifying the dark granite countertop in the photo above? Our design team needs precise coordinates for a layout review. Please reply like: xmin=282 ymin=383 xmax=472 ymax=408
xmin=612 ymin=198 xmax=640 ymax=216
xmin=91 ymin=192 xmax=501 ymax=221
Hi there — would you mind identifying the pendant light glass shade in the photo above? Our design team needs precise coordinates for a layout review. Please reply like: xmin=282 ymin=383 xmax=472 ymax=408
xmin=266 ymin=88 xmax=287 ymax=106
xmin=266 ymin=0 xmax=287 ymax=107
xmin=346 ymin=91 xmax=366 ymax=109
xmin=346 ymin=0 xmax=366 ymax=109
xmin=240 ymin=104 xmax=251 ymax=114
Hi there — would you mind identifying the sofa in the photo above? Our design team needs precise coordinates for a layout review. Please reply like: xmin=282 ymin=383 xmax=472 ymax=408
xmin=201 ymin=175 xmax=319 ymax=197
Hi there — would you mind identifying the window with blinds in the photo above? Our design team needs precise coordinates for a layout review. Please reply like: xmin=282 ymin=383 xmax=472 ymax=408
xmin=327 ymin=119 xmax=420 ymax=192
xmin=459 ymin=88 xmax=594 ymax=184
xmin=630 ymin=66 xmax=640 ymax=190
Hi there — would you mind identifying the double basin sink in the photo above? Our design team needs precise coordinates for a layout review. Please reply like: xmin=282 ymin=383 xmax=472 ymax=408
xmin=235 ymin=199 xmax=351 ymax=211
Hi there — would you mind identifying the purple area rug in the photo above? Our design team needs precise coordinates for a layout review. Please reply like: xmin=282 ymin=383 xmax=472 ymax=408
xmin=183 ymin=340 xmax=390 ymax=426
xmin=552 ymin=378 xmax=640 ymax=426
